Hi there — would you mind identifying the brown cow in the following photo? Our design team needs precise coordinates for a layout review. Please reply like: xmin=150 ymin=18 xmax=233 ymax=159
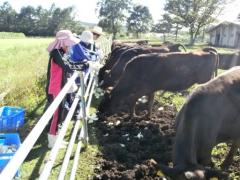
xmin=100 ymin=46 xmax=171 ymax=89
xmin=99 ymin=49 xmax=218 ymax=118
xmin=100 ymin=44 xmax=187 ymax=89
xmin=159 ymin=66 xmax=240 ymax=179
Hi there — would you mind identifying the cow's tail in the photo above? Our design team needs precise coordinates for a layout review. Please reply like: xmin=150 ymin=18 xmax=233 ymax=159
xmin=203 ymin=47 xmax=219 ymax=77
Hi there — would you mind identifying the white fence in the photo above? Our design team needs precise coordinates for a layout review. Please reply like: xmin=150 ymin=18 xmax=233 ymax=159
xmin=0 ymin=36 xmax=112 ymax=180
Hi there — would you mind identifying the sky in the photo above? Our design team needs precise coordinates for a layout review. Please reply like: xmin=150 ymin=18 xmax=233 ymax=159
xmin=1 ymin=0 xmax=239 ymax=23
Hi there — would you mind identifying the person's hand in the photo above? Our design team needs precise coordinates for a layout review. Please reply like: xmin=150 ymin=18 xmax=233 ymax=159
xmin=88 ymin=61 xmax=103 ymax=72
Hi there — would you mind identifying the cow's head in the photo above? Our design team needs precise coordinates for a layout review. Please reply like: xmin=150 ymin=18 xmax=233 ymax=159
xmin=100 ymin=71 xmax=115 ymax=90
xmin=98 ymin=87 xmax=121 ymax=116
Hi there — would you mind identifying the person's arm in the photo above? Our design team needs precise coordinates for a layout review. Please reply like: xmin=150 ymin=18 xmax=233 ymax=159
xmin=50 ymin=49 xmax=73 ymax=73
xmin=71 ymin=44 xmax=91 ymax=61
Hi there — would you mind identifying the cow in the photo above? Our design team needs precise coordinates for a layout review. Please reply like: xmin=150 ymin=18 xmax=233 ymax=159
xmin=158 ymin=66 xmax=240 ymax=179
xmin=98 ymin=45 xmax=132 ymax=82
xmin=98 ymin=49 xmax=218 ymax=118
xmin=100 ymin=44 xmax=187 ymax=89
xmin=100 ymin=46 xmax=171 ymax=89
xmin=218 ymin=51 xmax=240 ymax=70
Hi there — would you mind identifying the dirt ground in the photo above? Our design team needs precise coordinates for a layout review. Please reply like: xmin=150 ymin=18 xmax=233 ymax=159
xmin=93 ymin=99 xmax=240 ymax=180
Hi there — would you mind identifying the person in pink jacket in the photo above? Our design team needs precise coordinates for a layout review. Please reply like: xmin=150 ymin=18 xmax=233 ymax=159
xmin=46 ymin=30 xmax=80 ymax=148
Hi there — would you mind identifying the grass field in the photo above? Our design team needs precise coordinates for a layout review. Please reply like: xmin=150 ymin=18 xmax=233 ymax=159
xmin=0 ymin=36 xmax=239 ymax=179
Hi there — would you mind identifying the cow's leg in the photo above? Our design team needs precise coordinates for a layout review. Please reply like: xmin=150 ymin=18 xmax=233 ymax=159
xmin=146 ymin=92 xmax=155 ymax=119
xmin=198 ymin=147 xmax=214 ymax=167
xmin=221 ymin=140 xmax=240 ymax=170
xmin=128 ymin=95 xmax=139 ymax=118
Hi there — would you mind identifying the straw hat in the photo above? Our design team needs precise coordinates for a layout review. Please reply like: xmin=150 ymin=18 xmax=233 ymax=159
xmin=91 ymin=26 xmax=104 ymax=36
xmin=79 ymin=30 xmax=94 ymax=44
xmin=47 ymin=30 xmax=80 ymax=52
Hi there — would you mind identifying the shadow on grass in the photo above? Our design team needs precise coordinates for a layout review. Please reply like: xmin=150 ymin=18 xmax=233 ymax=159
xmin=25 ymin=130 xmax=49 ymax=179
xmin=27 ymin=97 xmax=46 ymax=119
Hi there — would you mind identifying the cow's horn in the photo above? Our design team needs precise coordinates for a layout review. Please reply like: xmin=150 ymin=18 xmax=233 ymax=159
xmin=176 ymin=43 xmax=187 ymax=52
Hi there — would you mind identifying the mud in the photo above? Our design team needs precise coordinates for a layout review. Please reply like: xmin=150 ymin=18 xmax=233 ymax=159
xmin=93 ymin=99 xmax=240 ymax=179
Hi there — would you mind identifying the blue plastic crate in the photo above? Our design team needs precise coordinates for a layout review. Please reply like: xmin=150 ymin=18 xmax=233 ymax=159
xmin=0 ymin=133 xmax=21 ymax=177
xmin=0 ymin=106 xmax=25 ymax=132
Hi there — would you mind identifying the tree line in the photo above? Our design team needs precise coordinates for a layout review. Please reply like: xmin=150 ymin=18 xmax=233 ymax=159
xmin=0 ymin=0 xmax=235 ymax=45
xmin=0 ymin=2 xmax=85 ymax=36
xmin=97 ymin=0 xmax=229 ymax=44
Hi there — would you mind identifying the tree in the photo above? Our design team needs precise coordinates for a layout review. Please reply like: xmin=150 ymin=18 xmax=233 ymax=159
xmin=0 ymin=2 xmax=85 ymax=36
xmin=152 ymin=14 xmax=172 ymax=42
xmin=127 ymin=5 xmax=153 ymax=38
xmin=170 ymin=16 xmax=183 ymax=41
xmin=164 ymin=0 xmax=226 ymax=45
xmin=97 ymin=0 xmax=132 ymax=39
xmin=17 ymin=6 xmax=38 ymax=35
xmin=0 ymin=2 xmax=17 ymax=31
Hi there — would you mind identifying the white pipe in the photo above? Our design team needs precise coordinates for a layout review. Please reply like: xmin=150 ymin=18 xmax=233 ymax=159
xmin=79 ymin=72 xmax=88 ymax=145
xmin=69 ymin=128 xmax=84 ymax=180
xmin=0 ymin=72 xmax=79 ymax=180
xmin=57 ymin=120 xmax=81 ymax=180
xmin=85 ymin=73 xmax=94 ymax=99
xmin=58 ymin=72 xmax=96 ymax=180
xmin=86 ymin=76 xmax=97 ymax=115
xmin=39 ymin=82 xmax=82 ymax=180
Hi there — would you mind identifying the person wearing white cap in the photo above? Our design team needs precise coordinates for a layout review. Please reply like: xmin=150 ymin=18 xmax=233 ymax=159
xmin=69 ymin=30 xmax=96 ymax=63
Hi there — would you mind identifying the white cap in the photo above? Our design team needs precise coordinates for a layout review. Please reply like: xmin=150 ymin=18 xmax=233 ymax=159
xmin=80 ymin=30 xmax=94 ymax=44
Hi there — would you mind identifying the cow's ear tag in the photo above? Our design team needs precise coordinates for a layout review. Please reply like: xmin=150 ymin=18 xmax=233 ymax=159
xmin=185 ymin=171 xmax=195 ymax=179
xmin=156 ymin=170 xmax=165 ymax=177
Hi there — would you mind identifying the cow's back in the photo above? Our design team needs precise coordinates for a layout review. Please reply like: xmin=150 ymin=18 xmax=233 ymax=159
xmin=119 ymin=52 xmax=216 ymax=92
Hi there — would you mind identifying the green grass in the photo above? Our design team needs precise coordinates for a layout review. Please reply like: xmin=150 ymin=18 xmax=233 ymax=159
xmin=0 ymin=38 xmax=52 ymax=113
xmin=0 ymin=32 xmax=26 ymax=39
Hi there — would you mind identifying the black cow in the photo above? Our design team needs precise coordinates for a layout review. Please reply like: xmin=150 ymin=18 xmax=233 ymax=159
xmin=159 ymin=66 xmax=240 ymax=179
xmin=99 ymin=49 xmax=218 ymax=118
xmin=100 ymin=44 xmax=187 ymax=89
xmin=98 ymin=45 xmax=132 ymax=82
xmin=218 ymin=51 xmax=240 ymax=70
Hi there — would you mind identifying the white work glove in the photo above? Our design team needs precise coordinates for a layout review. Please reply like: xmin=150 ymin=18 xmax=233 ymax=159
xmin=88 ymin=61 xmax=103 ymax=72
